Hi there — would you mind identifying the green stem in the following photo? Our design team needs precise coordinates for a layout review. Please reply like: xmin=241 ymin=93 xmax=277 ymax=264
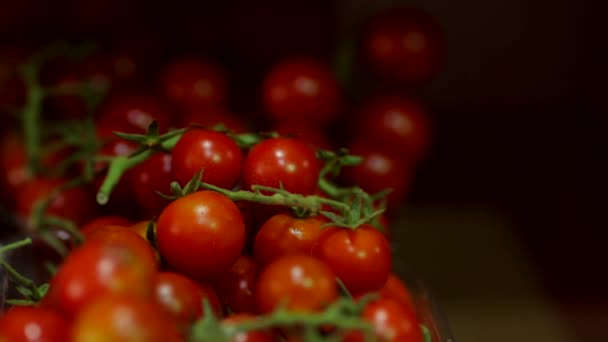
xmin=0 ymin=238 xmax=33 ymax=254
xmin=0 ymin=259 xmax=41 ymax=301
xmin=21 ymin=63 xmax=45 ymax=175
xmin=43 ymin=216 xmax=84 ymax=246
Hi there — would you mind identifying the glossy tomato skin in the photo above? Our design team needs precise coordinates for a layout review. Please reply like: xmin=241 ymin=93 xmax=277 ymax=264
xmin=178 ymin=108 xmax=249 ymax=133
xmin=79 ymin=215 xmax=132 ymax=235
xmin=70 ymin=294 xmax=182 ymax=342
xmin=160 ymin=57 xmax=227 ymax=110
xmin=342 ymin=141 xmax=412 ymax=206
xmin=221 ymin=314 xmax=276 ymax=342
xmin=156 ymin=190 xmax=246 ymax=279
xmin=355 ymin=95 xmax=431 ymax=163
xmin=253 ymin=214 xmax=326 ymax=266
xmin=82 ymin=225 xmax=158 ymax=269
xmin=379 ymin=273 xmax=415 ymax=312
xmin=153 ymin=271 xmax=221 ymax=330
xmin=262 ymin=59 xmax=341 ymax=125
xmin=213 ymin=255 xmax=258 ymax=314
xmin=0 ymin=306 xmax=69 ymax=342
xmin=312 ymin=225 xmax=392 ymax=296
xmin=130 ymin=152 xmax=173 ymax=217
xmin=45 ymin=241 xmax=155 ymax=318
xmin=255 ymin=254 xmax=338 ymax=313
xmin=171 ymin=129 xmax=243 ymax=190
xmin=345 ymin=298 xmax=423 ymax=342
xmin=361 ymin=7 xmax=444 ymax=86
xmin=242 ymin=137 xmax=320 ymax=195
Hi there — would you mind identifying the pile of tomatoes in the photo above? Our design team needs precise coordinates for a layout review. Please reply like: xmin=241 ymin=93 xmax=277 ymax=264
xmin=0 ymin=5 xmax=444 ymax=342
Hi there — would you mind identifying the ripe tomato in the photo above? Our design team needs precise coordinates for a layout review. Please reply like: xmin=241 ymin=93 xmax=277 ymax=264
xmin=171 ymin=129 xmax=243 ymax=190
xmin=128 ymin=220 xmax=153 ymax=240
xmin=130 ymin=152 xmax=173 ymax=217
xmin=262 ymin=59 xmax=341 ymax=125
xmin=16 ymin=177 xmax=97 ymax=228
xmin=242 ymin=137 xmax=320 ymax=195
xmin=213 ymin=255 xmax=258 ymax=314
xmin=45 ymin=240 xmax=155 ymax=318
xmin=80 ymin=215 xmax=132 ymax=235
xmin=270 ymin=120 xmax=331 ymax=149
xmin=361 ymin=7 xmax=444 ymax=86
xmin=96 ymin=93 xmax=174 ymax=138
xmin=345 ymin=298 xmax=423 ymax=342
xmin=255 ymin=254 xmax=338 ymax=313
xmin=221 ymin=313 xmax=276 ymax=342
xmin=253 ymin=214 xmax=326 ymax=266
xmin=70 ymin=294 xmax=182 ymax=342
xmin=160 ymin=57 xmax=227 ymax=110
xmin=312 ymin=225 xmax=392 ymax=296
xmin=156 ymin=190 xmax=246 ymax=279
xmin=177 ymin=108 xmax=249 ymax=133
xmin=379 ymin=273 xmax=416 ymax=312
xmin=0 ymin=306 xmax=69 ymax=342
xmin=153 ymin=271 xmax=221 ymax=330
xmin=82 ymin=225 xmax=158 ymax=269
xmin=342 ymin=141 xmax=412 ymax=206
xmin=355 ymin=95 xmax=431 ymax=163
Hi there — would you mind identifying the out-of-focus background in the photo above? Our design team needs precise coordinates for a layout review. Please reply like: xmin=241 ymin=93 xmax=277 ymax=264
xmin=1 ymin=1 xmax=605 ymax=341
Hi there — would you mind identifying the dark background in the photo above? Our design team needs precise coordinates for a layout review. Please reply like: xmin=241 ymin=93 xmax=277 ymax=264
xmin=2 ymin=0 xmax=606 ymax=340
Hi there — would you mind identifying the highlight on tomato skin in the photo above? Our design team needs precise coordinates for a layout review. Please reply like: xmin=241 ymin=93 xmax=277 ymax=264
xmin=0 ymin=306 xmax=70 ymax=342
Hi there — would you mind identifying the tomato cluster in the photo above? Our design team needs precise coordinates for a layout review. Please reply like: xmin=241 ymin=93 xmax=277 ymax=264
xmin=0 ymin=4 xmax=444 ymax=342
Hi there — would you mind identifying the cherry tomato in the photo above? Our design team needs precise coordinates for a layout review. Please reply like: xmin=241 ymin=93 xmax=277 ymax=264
xmin=129 ymin=220 xmax=153 ymax=240
xmin=130 ymin=152 xmax=173 ymax=217
xmin=153 ymin=271 xmax=221 ymax=330
xmin=82 ymin=225 xmax=158 ymax=269
xmin=171 ymin=129 xmax=243 ymax=190
xmin=345 ymin=298 xmax=423 ymax=342
xmin=342 ymin=141 xmax=412 ymax=206
xmin=379 ymin=273 xmax=416 ymax=312
xmin=45 ymin=240 xmax=155 ymax=318
xmin=80 ymin=215 xmax=132 ymax=235
xmin=221 ymin=313 xmax=276 ymax=342
xmin=262 ymin=59 xmax=341 ymax=125
xmin=177 ymin=108 xmax=249 ymax=133
xmin=355 ymin=95 xmax=431 ymax=163
xmin=270 ymin=120 xmax=331 ymax=149
xmin=361 ymin=7 xmax=444 ymax=85
xmin=160 ymin=57 xmax=227 ymax=110
xmin=253 ymin=214 xmax=326 ymax=266
xmin=312 ymin=225 xmax=392 ymax=296
xmin=213 ymin=255 xmax=258 ymax=314
xmin=16 ymin=177 xmax=97 ymax=228
xmin=70 ymin=294 xmax=182 ymax=342
xmin=96 ymin=93 xmax=174 ymax=138
xmin=0 ymin=306 xmax=69 ymax=342
xmin=156 ymin=190 xmax=245 ymax=279
xmin=242 ymin=137 xmax=320 ymax=195
xmin=255 ymin=254 xmax=338 ymax=313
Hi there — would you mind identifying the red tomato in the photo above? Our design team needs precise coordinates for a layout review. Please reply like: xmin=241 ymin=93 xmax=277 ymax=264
xmin=253 ymin=214 xmax=326 ymax=266
xmin=96 ymin=93 xmax=174 ymax=138
xmin=156 ymin=190 xmax=246 ymax=279
xmin=160 ymin=57 xmax=227 ymax=110
xmin=213 ymin=255 xmax=258 ymax=314
xmin=221 ymin=313 xmax=276 ymax=342
xmin=242 ymin=137 xmax=320 ymax=195
xmin=171 ymin=129 xmax=243 ymax=190
xmin=361 ymin=7 xmax=444 ymax=86
xmin=355 ymin=95 xmax=431 ymax=163
xmin=262 ymin=59 xmax=341 ymax=125
xmin=312 ymin=225 xmax=392 ymax=296
xmin=80 ymin=215 xmax=132 ymax=235
xmin=130 ymin=152 xmax=173 ymax=217
xmin=0 ymin=306 xmax=69 ymax=342
xmin=379 ymin=273 xmax=416 ymax=312
xmin=153 ymin=271 xmax=221 ymax=330
xmin=342 ymin=141 xmax=412 ymax=206
xmin=16 ymin=177 xmax=97 ymax=227
xmin=270 ymin=120 xmax=331 ymax=150
xmin=344 ymin=298 xmax=423 ymax=342
xmin=255 ymin=254 xmax=338 ymax=313
xmin=70 ymin=294 xmax=182 ymax=342
xmin=45 ymin=241 xmax=155 ymax=318
xmin=83 ymin=225 xmax=158 ymax=269
xmin=128 ymin=220 xmax=152 ymax=240
xmin=177 ymin=108 xmax=249 ymax=133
